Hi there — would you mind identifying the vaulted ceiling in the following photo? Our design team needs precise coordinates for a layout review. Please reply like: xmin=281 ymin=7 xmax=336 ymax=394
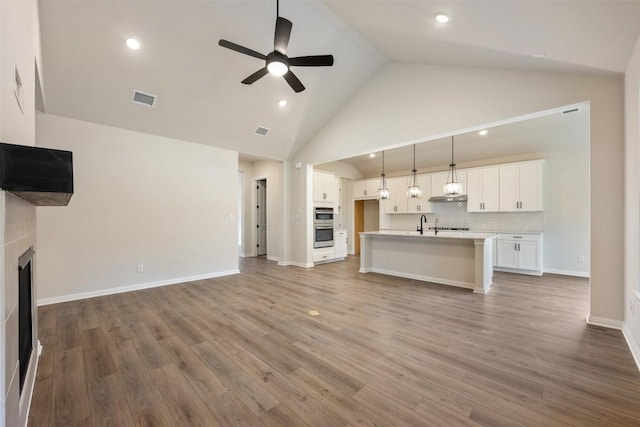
xmin=38 ymin=1 xmax=640 ymax=162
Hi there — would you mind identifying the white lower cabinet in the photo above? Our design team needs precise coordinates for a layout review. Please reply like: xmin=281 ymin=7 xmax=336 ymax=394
xmin=313 ymin=247 xmax=335 ymax=263
xmin=334 ymin=230 xmax=347 ymax=258
xmin=495 ymin=233 xmax=542 ymax=275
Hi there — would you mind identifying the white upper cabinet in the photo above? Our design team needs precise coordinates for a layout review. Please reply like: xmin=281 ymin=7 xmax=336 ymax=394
xmin=354 ymin=178 xmax=380 ymax=199
xmin=383 ymin=174 xmax=431 ymax=214
xmin=466 ymin=167 xmax=500 ymax=212
xmin=499 ymin=161 xmax=543 ymax=212
xmin=430 ymin=170 xmax=467 ymax=198
xmin=407 ymin=174 xmax=431 ymax=214
xmin=385 ymin=177 xmax=409 ymax=214
xmin=313 ymin=171 xmax=338 ymax=203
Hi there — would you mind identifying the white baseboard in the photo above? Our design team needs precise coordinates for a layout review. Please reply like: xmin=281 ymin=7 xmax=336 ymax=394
xmin=494 ymin=267 xmax=542 ymax=276
xmin=622 ymin=324 xmax=640 ymax=372
xmin=278 ymin=260 xmax=314 ymax=268
xmin=544 ymin=268 xmax=590 ymax=278
xmin=362 ymin=267 xmax=474 ymax=290
xmin=37 ymin=269 xmax=240 ymax=306
xmin=586 ymin=316 xmax=623 ymax=330
xmin=239 ymin=253 xmax=253 ymax=258
xmin=267 ymin=255 xmax=279 ymax=262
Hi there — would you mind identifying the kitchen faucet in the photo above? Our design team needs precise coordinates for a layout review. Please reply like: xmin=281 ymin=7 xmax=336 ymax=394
xmin=417 ymin=214 xmax=427 ymax=235
xmin=434 ymin=217 xmax=439 ymax=235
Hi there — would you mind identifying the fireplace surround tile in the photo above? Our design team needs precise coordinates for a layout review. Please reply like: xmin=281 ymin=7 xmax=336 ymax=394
xmin=4 ymin=307 xmax=18 ymax=396
xmin=4 ymin=193 xmax=36 ymax=245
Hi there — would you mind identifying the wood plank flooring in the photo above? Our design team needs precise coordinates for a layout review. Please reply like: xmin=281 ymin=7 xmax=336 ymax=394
xmin=28 ymin=256 xmax=640 ymax=426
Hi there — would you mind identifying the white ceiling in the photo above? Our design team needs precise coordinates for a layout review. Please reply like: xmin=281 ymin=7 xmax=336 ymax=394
xmin=38 ymin=1 xmax=639 ymax=162
xmin=332 ymin=106 xmax=589 ymax=177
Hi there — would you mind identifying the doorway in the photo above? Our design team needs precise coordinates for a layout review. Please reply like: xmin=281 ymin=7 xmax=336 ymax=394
xmin=354 ymin=200 xmax=364 ymax=254
xmin=256 ymin=179 xmax=267 ymax=256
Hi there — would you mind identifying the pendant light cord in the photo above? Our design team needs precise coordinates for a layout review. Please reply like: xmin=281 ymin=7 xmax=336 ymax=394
xmin=276 ymin=0 xmax=279 ymax=18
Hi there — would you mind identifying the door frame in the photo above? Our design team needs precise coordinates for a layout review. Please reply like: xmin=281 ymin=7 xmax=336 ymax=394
xmin=254 ymin=177 xmax=268 ymax=257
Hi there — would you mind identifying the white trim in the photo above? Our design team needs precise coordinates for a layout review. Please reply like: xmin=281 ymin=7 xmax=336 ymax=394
xmin=239 ymin=253 xmax=253 ymax=258
xmin=37 ymin=270 xmax=240 ymax=306
xmin=543 ymin=268 xmax=590 ymax=278
xmin=361 ymin=267 xmax=474 ymax=290
xmin=278 ymin=261 xmax=314 ymax=268
xmin=21 ymin=339 xmax=41 ymax=427
xmin=494 ymin=267 xmax=543 ymax=276
xmin=266 ymin=255 xmax=279 ymax=262
xmin=622 ymin=324 xmax=640 ymax=372
xmin=586 ymin=316 xmax=623 ymax=330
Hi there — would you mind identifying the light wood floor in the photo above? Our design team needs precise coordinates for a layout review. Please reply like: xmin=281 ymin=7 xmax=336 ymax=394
xmin=28 ymin=256 xmax=640 ymax=426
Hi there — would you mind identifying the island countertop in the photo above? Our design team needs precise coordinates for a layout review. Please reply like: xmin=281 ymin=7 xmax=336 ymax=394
xmin=359 ymin=230 xmax=495 ymax=293
xmin=362 ymin=230 xmax=497 ymax=240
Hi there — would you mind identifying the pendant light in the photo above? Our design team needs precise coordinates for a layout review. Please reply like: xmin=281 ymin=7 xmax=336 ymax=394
xmin=378 ymin=151 xmax=390 ymax=200
xmin=444 ymin=135 xmax=463 ymax=195
xmin=406 ymin=144 xmax=422 ymax=198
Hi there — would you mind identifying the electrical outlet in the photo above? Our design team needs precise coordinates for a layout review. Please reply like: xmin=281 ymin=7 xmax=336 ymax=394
xmin=137 ymin=264 xmax=144 ymax=273
xmin=578 ymin=255 xmax=585 ymax=262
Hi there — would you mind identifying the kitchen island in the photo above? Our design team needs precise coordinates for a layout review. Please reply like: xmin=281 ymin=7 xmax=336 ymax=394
xmin=359 ymin=230 xmax=497 ymax=293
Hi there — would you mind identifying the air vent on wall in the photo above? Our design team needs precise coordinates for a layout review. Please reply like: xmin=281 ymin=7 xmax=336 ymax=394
xmin=132 ymin=90 xmax=156 ymax=107
xmin=254 ymin=126 xmax=270 ymax=136
xmin=561 ymin=107 xmax=581 ymax=115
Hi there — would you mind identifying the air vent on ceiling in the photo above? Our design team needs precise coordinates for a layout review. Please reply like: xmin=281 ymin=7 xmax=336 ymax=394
xmin=561 ymin=107 xmax=580 ymax=115
xmin=132 ymin=90 xmax=156 ymax=107
xmin=254 ymin=126 xmax=270 ymax=136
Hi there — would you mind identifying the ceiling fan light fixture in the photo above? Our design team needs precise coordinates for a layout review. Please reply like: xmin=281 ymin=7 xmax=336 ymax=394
xmin=267 ymin=59 xmax=288 ymax=76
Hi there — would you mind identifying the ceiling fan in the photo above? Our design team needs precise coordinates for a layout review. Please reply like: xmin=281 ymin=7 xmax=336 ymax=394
xmin=218 ymin=0 xmax=334 ymax=93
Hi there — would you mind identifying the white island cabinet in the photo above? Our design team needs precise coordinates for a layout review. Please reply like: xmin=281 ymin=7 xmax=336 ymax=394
xmin=359 ymin=231 xmax=497 ymax=294
xmin=495 ymin=233 xmax=543 ymax=275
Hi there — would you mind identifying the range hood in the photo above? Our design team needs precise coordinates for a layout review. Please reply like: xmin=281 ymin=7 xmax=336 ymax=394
xmin=428 ymin=194 xmax=467 ymax=203
xmin=0 ymin=143 xmax=74 ymax=206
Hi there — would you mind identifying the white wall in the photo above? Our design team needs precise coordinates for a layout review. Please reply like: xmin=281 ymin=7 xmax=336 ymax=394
xmin=35 ymin=113 xmax=239 ymax=302
xmin=0 ymin=0 xmax=42 ymax=425
xmin=624 ymin=34 xmax=640 ymax=368
xmin=291 ymin=63 xmax=624 ymax=324
xmin=315 ymin=161 xmax=364 ymax=180
xmin=238 ymin=160 xmax=254 ymax=257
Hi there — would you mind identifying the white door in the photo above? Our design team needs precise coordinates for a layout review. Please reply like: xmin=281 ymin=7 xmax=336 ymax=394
xmin=499 ymin=165 xmax=519 ymax=211
xmin=482 ymin=167 xmax=500 ymax=212
xmin=518 ymin=163 xmax=542 ymax=211
xmin=518 ymin=241 xmax=540 ymax=270
xmin=496 ymin=240 xmax=518 ymax=268
xmin=466 ymin=169 xmax=484 ymax=212
xmin=385 ymin=177 xmax=407 ymax=214
xmin=257 ymin=179 xmax=267 ymax=256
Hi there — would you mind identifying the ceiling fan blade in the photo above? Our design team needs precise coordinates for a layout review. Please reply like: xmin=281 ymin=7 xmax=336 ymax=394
xmin=241 ymin=68 xmax=269 ymax=85
xmin=274 ymin=17 xmax=292 ymax=54
xmin=218 ymin=39 xmax=267 ymax=60
xmin=283 ymin=70 xmax=305 ymax=93
xmin=289 ymin=55 xmax=334 ymax=67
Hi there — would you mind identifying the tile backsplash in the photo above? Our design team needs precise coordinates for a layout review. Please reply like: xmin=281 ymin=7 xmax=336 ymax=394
xmin=387 ymin=201 xmax=544 ymax=232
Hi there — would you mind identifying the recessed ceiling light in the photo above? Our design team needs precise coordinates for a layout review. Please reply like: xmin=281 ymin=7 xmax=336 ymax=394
xmin=478 ymin=129 xmax=489 ymax=136
xmin=435 ymin=12 xmax=450 ymax=23
xmin=126 ymin=38 xmax=140 ymax=50
xmin=531 ymin=53 xmax=546 ymax=59
xmin=278 ymin=99 xmax=287 ymax=107
xmin=369 ymin=153 xmax=376 ymax=158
